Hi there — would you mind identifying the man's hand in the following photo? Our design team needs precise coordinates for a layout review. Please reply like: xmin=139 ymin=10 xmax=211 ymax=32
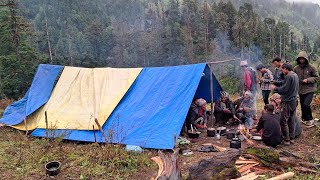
xmin=302 ymin=79 xmax=308 ymax=83
xmin=270 ymin=84 xmax=276 ymax=90
xmin=223 ymin=108 xmax=231 ymax=114
xmin=233 ymin=115 xmax=240 ymax=122
xmin=203 ymin=124 xmax=207 ymax=129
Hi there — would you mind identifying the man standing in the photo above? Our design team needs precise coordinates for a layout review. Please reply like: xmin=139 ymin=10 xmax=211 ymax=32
xmin=271 ymin=63 xmax=299 ymax=145
xmin=256 ymin=64 xmax=274 ymax=105
xmin=271 ymin=57 xmax=285 ymax=88
xmin=240 ymin=60 xmax=257 ymax=95
xmin=293 ymin=51 xmax=320 ymax=126
xmin=240 ymin=60 xmax=257 ymax=119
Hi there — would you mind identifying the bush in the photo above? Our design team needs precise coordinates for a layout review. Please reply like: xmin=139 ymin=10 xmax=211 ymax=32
xmin=219 ymin=76 xmax=241 ymax=94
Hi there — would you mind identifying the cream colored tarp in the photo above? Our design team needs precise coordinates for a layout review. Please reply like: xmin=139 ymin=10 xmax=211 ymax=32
xmin=12 ymin=66 xmax=142 ymax=130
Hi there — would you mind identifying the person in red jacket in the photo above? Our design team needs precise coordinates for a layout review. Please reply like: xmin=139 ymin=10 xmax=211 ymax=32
xmin=240 ymin=60 xmax=258 ymax=120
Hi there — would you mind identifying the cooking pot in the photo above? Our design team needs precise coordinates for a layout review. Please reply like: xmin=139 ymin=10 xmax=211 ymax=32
xmin=188 ymin=130 xmax=200 ymax=138
xmin=207 ymin=128 xmax=216 ymax=137
xmin=45 ymin=161 xmax=61 ymax=176
xmin=230 ymin=137 xmax=241 ymax=149
xmin=217 ymin=126 xmax=226 ymax=136
xmin=226 ymin=129 xmax=237 ymax=139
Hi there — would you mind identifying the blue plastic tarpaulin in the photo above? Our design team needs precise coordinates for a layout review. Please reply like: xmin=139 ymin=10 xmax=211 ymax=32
xmin=32 ymin=64 xmax=222 ymax=149
xmin=0 ymin=64 xmax=63 ymax=125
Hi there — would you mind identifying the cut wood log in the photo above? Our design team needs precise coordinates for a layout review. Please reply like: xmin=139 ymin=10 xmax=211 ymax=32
xmin=238 ymin=163 xmax=259 ymax=173
xmin=151 ymin=156 xmax=163 ymax=180
xmin=293 ymin=167 xmax=317 ymax=174
xmin=236 ymin=160 xmax=259 ymax=165
xmin=240 ymin=169 xmax=251 ymax=176
xmin=266 ymin=172 xmax=294 ymax=180
xmin=238 ymin=156 xmax=247 ymax=161
xmin=211 ymin=144 xmax=227 ymax=152
xmin=152 ymin=149 xmax=181 ymax=180
xmin=188 ymin=148 xmax=241 ymax=180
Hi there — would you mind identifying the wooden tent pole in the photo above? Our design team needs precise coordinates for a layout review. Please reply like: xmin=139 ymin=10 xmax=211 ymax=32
xmin=209 ymin=64 xmax=215 ymax=126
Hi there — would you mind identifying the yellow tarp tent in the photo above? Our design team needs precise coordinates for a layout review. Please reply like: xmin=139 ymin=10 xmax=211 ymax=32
xmin=13 ymin=66 xmax=142 ymax=130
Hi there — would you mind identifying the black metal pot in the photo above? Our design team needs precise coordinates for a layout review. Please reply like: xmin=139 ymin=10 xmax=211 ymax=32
xmin=226 ymin=129 xmax=236 ymax=139
xmin=45 ymin=161 xmax=61 ymax=176
xmin=207 ymin=128 xmax=216 ymax=137
xmin=230 ymin=137 xmax=241 ymax=149
xmin=188 ymin=130 xmax=200 ymax=138
xmin=217 ymin=126 xmax=227 ymax=136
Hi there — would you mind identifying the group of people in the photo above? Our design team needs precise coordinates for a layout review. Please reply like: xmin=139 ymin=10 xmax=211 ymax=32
xmin=186 ymin=51 xmax=319 ymax=147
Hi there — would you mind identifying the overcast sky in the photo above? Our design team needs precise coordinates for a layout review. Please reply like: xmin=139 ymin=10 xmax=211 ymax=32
xmin=285 ymin=0 xmax=320 ymax=5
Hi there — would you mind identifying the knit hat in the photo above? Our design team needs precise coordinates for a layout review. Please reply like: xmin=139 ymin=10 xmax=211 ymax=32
xmin=196 ymin=98 xmax=206 ymax=107
xmin=240 ymin=60 xmax=248 ymax=66
xmin=220 ymin=91 xmax=229 ymax=99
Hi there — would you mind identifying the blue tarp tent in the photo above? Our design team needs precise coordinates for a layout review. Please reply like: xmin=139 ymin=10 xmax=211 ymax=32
xmin=32 ymin=64 xmax=222 ymax=149
xmin=0 ymin=64 xmax=63 ymax=126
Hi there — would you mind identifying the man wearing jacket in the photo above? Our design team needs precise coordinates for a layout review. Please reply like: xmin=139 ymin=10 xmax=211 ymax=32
xmin=293 ymin=51 xmax=320 ymax=126
xmin=271 ymin=63 xmax=299 ymax=145
xmin=186 ymin=98 xmax=208 ymax=130
xmin=214 ymin=91 xmax=239 ymax=124
xmin=271 ymin=57 xmax=285 ymax=89
xmin=256 ymin=64 xmax=274 ymax=105
xmin=255 ymin=104 xmax=283 ymax=148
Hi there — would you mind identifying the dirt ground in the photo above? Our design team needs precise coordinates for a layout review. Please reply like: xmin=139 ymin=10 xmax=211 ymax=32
xmin=177 ymin=98 xmax=320 ymax=179
xmin=0 ymin=98 xmax=320 ymax=179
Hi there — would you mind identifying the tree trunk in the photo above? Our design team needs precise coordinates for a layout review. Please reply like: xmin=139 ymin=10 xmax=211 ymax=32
xmin=188 ymin=148 xmax=241 ymax=180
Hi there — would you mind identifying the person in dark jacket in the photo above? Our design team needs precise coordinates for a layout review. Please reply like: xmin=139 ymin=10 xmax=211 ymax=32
xmin=255 ymin=104 xmax=283 ymax=148
xmin=293 ymin=51 xmax=320 ymax=126
xmin=271 ymin=57 xmax=285 ymax=92
xmin=186 ymin=98 xmax=208 ymax=130
xmin=271 ymin=63 xmax=299 ymax=145
xmin=214 ymin=91 xmax=239 ymax=124
xmin=269 ymin=93 xmax=302 ymax=138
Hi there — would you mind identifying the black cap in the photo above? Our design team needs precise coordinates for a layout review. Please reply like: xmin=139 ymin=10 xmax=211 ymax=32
xmin=256 ymin=64 xmax=265 ymax=70
xmin=272 ymin=57 xmax=281 ymax=62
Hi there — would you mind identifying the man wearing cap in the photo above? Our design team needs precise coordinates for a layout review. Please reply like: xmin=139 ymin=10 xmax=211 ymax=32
xmin=240 ymin=60 xmax=257 ymax=95
xmin=214 ymin=91 xmax=239 ymax=125
xmin=271 ymin=63 xmax=299 ymax=145
xmin=186 ymin=98 xmax=208 ymax=130
xmin=293 ymin=51 xmax=320 ymax=126
xmin=256 ymin=64 xmax=274 ymax=105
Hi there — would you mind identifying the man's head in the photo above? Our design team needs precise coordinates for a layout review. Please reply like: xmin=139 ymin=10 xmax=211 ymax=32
xmin=269 ymin=93 xmax=281 ymax=107
xmin=281 ymin=63 xmax=293 ymax=75
xmin=240 ymin=60 xmax=248 ymax=70
xmin=195 ymin=98 xmax=206 ymax=109
xmin=220 ymin=91 xmax=229 ymax=103
xmin=256 ymin=64 xmax=266 ymax=73
xmin=296 ymin=51 xmax=309 ymax=65
xmin=244 ymin=91 xmax=252 ymax=100
xmin=264 ymin=104 xmax=274 ymax=113
xmin=272 ymin=57 xmax=282 ymax=68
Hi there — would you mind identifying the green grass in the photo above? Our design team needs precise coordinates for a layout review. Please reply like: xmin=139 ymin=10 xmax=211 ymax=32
xmin=0 ymin=128 xmax=157 ymax=179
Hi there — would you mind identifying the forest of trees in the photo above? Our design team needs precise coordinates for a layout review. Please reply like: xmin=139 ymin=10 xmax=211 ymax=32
xmin=1 ymin=0 xmax=320 ymax=99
